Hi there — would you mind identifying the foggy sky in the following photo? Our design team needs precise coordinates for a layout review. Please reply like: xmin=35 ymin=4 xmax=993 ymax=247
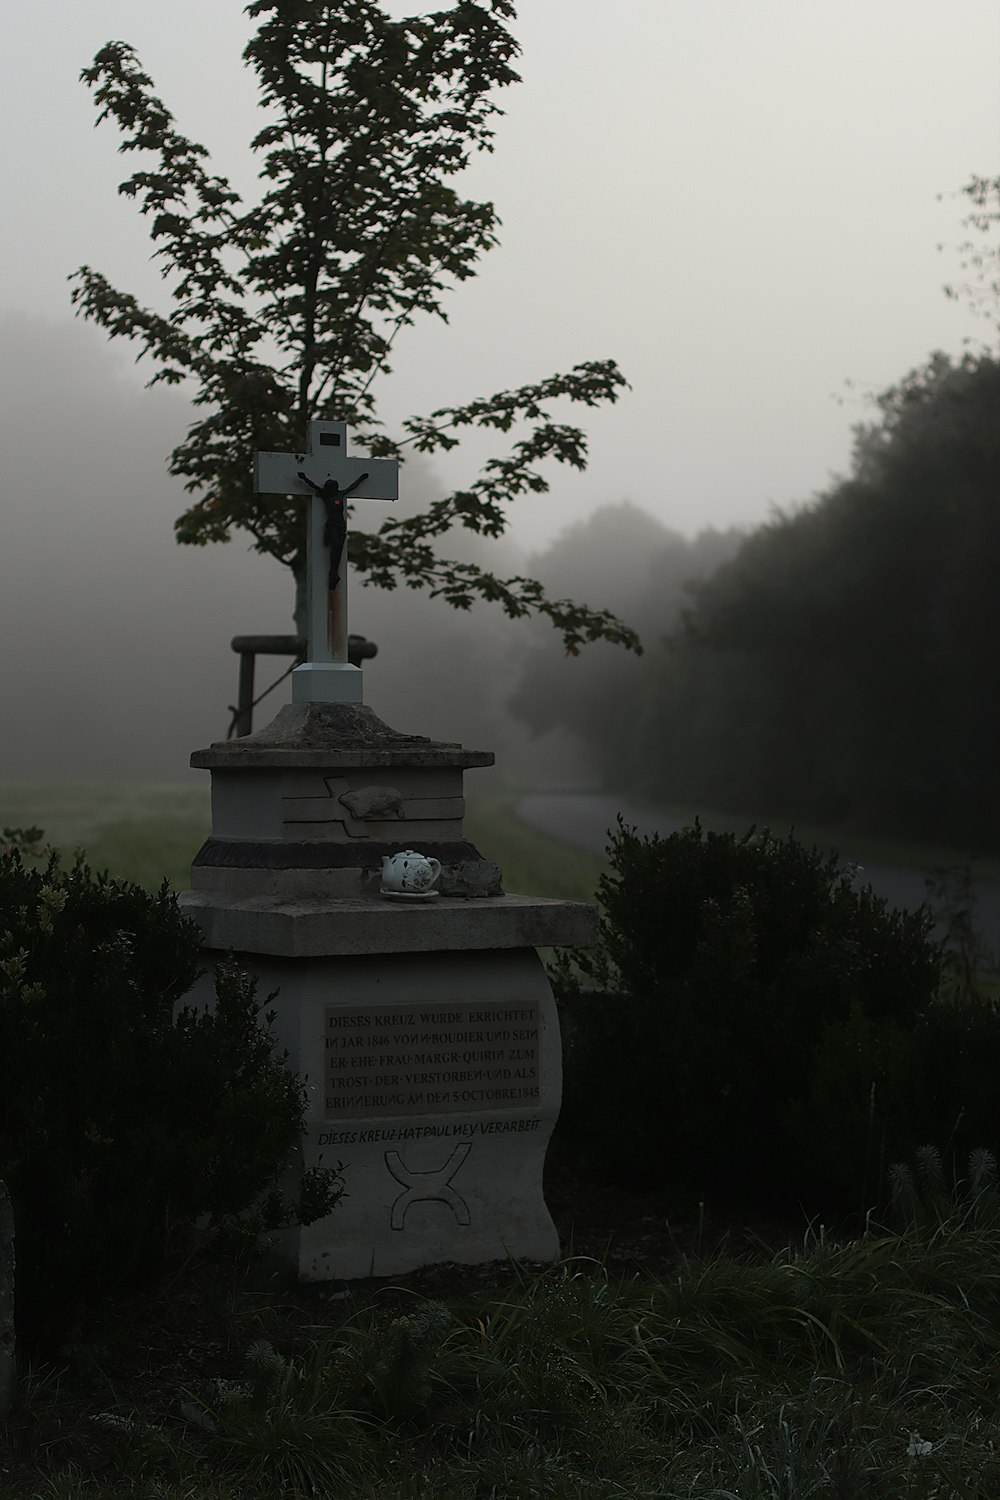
xmin=1 ymin=2 xmax=996 ymax=544
xmin=0 ymin=3 xmax=997 ymax=782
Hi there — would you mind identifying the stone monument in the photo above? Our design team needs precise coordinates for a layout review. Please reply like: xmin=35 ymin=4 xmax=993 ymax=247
xmin=179 ymin=423 xmax=594 ymax=1281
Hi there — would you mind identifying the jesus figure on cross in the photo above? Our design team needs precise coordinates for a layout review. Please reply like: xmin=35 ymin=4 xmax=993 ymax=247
xmin=296 ymin=466 xmax=369 ymax=594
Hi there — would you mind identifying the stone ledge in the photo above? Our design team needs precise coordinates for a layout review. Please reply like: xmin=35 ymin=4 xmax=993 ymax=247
xmin=192 ymin=702 xmax=494 ymax=771
xmin=193 ymin=747 xmax=494 ymax=770
xmin=179 ymin=891 xmax=597 ymax=958
xmin=192 ymin=837 xmax=483 ymax=870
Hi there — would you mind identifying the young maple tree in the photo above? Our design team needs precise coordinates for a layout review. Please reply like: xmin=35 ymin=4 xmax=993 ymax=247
xmin=70 ymin=0 xmax=640 ymax=655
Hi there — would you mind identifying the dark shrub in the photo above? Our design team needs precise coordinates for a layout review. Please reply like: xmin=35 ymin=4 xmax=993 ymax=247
xmin=0 ymin=846 xmax=340 ymax=1355
xmin=800 ymin=993 xmax=1000 ymax=1209
xmin=552 ymin=819 xmax=943 ymax=1208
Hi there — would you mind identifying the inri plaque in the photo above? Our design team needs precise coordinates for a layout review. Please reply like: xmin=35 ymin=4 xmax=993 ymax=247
xmin=324 ymin=1002 xmax=540 ymax=1119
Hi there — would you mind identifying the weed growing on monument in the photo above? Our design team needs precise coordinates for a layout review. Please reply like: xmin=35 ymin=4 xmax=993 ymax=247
xmin=0 ymin=844 xmax=340 ymax=1356
xmin=552 ymin=818 xmax=947 ymax=1209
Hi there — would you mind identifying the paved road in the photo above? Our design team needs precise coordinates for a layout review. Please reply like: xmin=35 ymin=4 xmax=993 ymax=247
xmin=516 ymin=792 xmax=1000 ymax=960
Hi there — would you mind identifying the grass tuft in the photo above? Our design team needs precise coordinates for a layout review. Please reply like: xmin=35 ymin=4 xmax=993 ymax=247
xmin=9 ymin=1214 xmax=1000 ymax=1497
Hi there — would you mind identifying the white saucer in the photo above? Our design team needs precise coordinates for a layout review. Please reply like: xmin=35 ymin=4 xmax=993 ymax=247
xmin=379 ymin=888 xmax=440 ymax=901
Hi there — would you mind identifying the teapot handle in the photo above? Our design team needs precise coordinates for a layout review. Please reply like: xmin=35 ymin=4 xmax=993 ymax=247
xmin=426 ymin=857 xmax=442 ymax=888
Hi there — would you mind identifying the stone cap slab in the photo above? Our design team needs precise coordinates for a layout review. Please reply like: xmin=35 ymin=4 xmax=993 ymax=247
xmin=192 ymin=702 xmax=493 ymax=771
xmin=179 ymin=890 xmax=596 ymax=958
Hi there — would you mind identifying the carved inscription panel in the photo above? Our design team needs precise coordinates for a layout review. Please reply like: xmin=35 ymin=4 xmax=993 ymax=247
xmin=324 ymin=1002 xmax=540 ymax=1118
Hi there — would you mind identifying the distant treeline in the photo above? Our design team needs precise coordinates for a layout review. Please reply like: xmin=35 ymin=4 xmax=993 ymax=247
xmin=510 ymin=353 xmax=1000 ymax=852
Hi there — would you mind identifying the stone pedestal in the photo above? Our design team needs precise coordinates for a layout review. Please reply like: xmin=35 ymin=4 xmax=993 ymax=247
xmin=180 ymin=702 xmax=595 ymax=1280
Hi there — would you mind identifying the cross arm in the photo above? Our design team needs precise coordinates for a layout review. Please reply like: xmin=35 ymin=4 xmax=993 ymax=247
xmin=255 ymin=451 xmax=397 ymax=503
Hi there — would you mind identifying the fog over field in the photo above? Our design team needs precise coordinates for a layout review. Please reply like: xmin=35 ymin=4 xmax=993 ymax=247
xmin=0 ymin=318 xmax=549 ymax=784
xmin=0 ymin=1 xmax=997 ymax=784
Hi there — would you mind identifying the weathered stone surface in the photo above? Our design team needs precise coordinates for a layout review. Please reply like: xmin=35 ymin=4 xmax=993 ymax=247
xmin=192 ymin=837 xmax=482 ymax=870
xmin=190 ymin=836 xmax=500 ymax=901
xmin=438 ymin=859 xmax=505 ymax=899
xmin=192 ymin=702 xmax=494 ymax=770
xmin=0 ymin=1179 xmax=14 ymax=1419
xmin=180 ymin=890 xmax=597 ymax=958
xmin=209 ymin=767 xmax=461 ymax=839
xmin=208 ymin=766 xmax=467 ymax=843
xmin=182 ymin=949 xmax=563 ymax=1280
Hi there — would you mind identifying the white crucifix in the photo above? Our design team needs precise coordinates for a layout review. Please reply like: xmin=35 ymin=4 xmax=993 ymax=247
xmin=255 ymin=421 xmax=398 ymax=704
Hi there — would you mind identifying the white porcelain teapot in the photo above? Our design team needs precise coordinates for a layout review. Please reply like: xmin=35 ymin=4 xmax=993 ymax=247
xmin=380 ymin=849 xmax=442 ymax=894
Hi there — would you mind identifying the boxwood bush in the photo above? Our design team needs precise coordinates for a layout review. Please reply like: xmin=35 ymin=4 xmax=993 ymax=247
xmin=0 ymin=841 xmax=340 ymax=1355
xmin=552 ymin=819 xmax=945 ymax=1211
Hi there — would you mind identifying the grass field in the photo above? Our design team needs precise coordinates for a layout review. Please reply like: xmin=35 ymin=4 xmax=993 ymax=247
xmin=0 ymin=784 xmax=605 ymax=901
xmin=0 ymin=783 xmax=212 ymax=891
xmin=5 ymin=785 xmax=1000 ymax=1495
xmin=7 ymin=1205 xmax=1000 ymax=1498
